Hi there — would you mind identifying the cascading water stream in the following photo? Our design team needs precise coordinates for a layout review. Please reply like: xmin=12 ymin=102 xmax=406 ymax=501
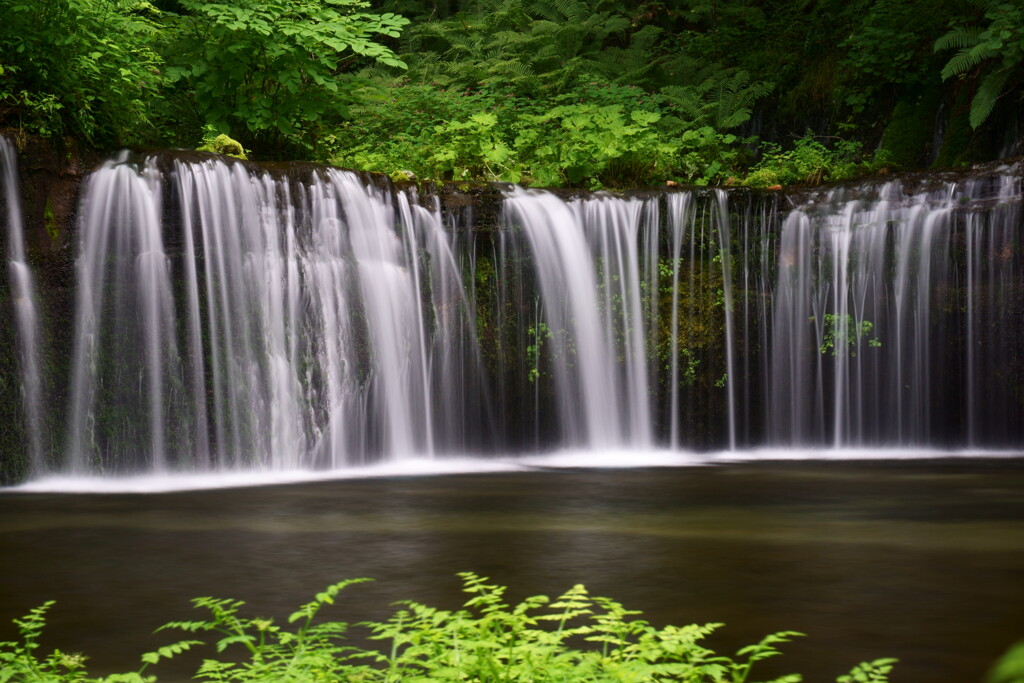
xmin=60 ymin=154 xmax=486 ymax=474
xmin=712 ymin=190 xmax=738 ymax=450
xmin=502 ymin=188 xmax=656 ymax=450
xmin=961 ymin=171 xmax=1023 ymax=446
xmin=768 ymin=170 xmax=1023 ymax=447
xmin=1 ymin=148 xmax=1021 ymax=482
xmin=0 ymin=137 xmax=45 ymax=473
xmin=67 ymin=154 xmax=174 ymax=472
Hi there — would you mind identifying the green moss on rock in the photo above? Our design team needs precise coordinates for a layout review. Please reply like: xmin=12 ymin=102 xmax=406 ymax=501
xmin=197 ymin=134 xmax=247 ymax=160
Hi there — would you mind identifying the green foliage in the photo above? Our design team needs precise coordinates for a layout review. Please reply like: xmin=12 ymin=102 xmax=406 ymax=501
xmin=526 ymin=321 xmax=551 ymax=382
xmin=661 ymin=69 xmax=773 ymax=132
xmin=744 ymin=133 xmax=891 ymax=188
xmin=835 ymin=0 xmax=951 ymax=129
xmin=0 ymin=0 xmax=164 ymax=144
xmin=163 ymin=0 xmax=409 ymax=156
xmin=0 ymin=573 xmax=902 ymax=682
xmin=328 ymin=0 xmax=776 ymax=186
xmin=878 ymin=88 xmax=941 ymax=169
xmin=152 ymin=578 xmax=374 ymax=681
xmin=0 ymin=601 xmax=157 ymax=682
xmin=811 ymin=314 xmax=882 ymax=357
xmin=329 ymin=76 xmax=759 ymax=187
xmin=989 ymin=641 xmax=1024 ymax=683
xmin=330 ymin=79 xmax=700 ymax=187
xmin=935 ymin=0 xmax=1024 ymax=128
xmin=513 ymin=101 xmax=679 ymax=187
xmin=837 ymin=658 xmax=898 ymax=683
xmin=397 ymin=0 xmax=637 ymax=97
xmin=1 ymin=0 xmax=1021 ymax=174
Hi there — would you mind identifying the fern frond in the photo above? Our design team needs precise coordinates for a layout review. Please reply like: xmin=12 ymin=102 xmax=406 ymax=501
xmin=557 ymin=0 xmax=587 ymax=23
xmin=496 ymin=60 xmax=537 ymax=80
xmin=941 ymin=45 xmax=999 ymax=79
xmin=628 ymin=23 xmax=663 ymax=52
xmin=970 ymin=67 xmax=1012 ymax=128
xmin=967 ymin=0 xmax=1000 ymax=11
xmin=934 ymin=27 xmax=983 ymax=53
xmin=661 ymin=85 xmax=705 ymax=119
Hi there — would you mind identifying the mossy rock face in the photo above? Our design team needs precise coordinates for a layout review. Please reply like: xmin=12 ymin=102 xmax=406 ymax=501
xmin=881 ymin=86 xmax=940 ymax=169
xmin=197 ymin=134 xmax=247 ymax=160
xmin=934 ymin=85 xmax=985 ymax=168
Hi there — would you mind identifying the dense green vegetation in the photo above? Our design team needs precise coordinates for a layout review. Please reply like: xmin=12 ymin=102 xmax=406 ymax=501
xmin=0 ymin=573 xmax=905 ymax=682
xmin=1 ymin=0 xmax=1022 ymax=187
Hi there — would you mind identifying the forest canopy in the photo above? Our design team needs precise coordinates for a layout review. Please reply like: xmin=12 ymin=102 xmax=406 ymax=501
xmin=0 ymin=0 xmax=1021 ymax=188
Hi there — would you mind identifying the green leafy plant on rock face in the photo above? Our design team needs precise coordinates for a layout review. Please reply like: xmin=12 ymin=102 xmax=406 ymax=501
xmin=526 ymin=321 xmax=552 ymax=383
xmin=429 ymin=111 xmax=521 ymax=182
xmin=164 ymin=0 xmax=409 ymax=157
xmin=744 ymin=133 xmax=892 ymax=188
xmin=812 ymin=313 xmax=882 ymax=357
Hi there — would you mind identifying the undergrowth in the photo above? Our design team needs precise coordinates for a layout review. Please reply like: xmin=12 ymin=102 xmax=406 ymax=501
xmin=0 ymin=572 xmax=909 ymax=682
xmin=742 ymin=133 xmax=893 ymax=189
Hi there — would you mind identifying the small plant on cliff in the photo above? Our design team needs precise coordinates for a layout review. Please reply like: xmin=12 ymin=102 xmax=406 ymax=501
xmin=526 ymin=321 xmax=552 ymax=382
xmin=812 ymin=313 xmax=882 ymax=357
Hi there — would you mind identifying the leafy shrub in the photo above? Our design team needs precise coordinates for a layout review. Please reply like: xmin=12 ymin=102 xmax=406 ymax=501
xmin=0 ymin=573 xmax=900 ymax=682
xmin=513 ymin=103 xmax=677 ymax=188
xmin=163 ymin=0 xmax=410 ymax=157
xmin=329 ymin=78 xmax=752 ymax=188
xmin=397 ymin=0 xmax=637 ymax=98
xmin=743 ymin=133 xmax=891 ymax=188
xmin=326 ymin=83 xmax=509 ymax=180
xmin=0 ymin=0 xmax=164 ymax=145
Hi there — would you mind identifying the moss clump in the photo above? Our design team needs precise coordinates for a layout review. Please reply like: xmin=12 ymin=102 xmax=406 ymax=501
xmin=197 ymin=134 xmax=247 ymax=160
xmin=43 ymin=198 xmax=58 ymax=242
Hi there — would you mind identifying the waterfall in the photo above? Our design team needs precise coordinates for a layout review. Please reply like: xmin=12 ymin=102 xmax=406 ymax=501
xmin=502 ymin=188 xmax=654 ymax=449
xmin=767 ymin=169 xmax=1023 ymax=447
xmin=1 ymin=148 xmax=1022 ymax=482
xmin=1 ymin=137 xmax=45 ymax=473
xmin=62 ymin=155 xmax=485 ymax=474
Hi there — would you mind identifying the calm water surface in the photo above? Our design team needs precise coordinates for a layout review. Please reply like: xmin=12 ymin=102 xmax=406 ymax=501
xmin=1 ymin=459 xmax=1023 ymax=682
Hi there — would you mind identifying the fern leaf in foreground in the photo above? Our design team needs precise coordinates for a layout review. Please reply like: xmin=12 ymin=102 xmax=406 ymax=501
xmin=0 ymin=578 xmax=905 ymax=682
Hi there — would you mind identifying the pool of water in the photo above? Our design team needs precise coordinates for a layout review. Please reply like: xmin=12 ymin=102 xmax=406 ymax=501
xmin=1 ymin=457 xmax=1023 ymax=681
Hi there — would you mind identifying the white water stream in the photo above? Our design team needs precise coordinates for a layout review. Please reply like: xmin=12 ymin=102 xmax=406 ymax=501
xmin=1 ymin=150 xmax=1021 ymax=481
xmin=0 ymin=137 xmax=44 ymax=473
